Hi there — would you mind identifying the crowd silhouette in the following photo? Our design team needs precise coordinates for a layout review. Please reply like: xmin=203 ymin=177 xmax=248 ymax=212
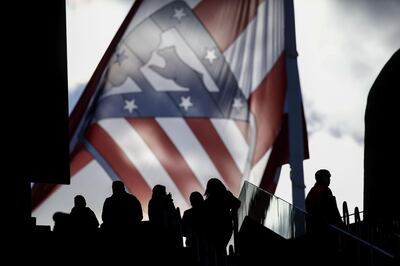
xmin=40 ymin=170 xmax=397 ymax=265
xmin=49 ymin=178 xmax=240 ymax=266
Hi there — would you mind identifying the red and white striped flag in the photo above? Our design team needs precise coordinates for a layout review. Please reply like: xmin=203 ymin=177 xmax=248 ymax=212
xmin=33 ymin=0 xmax=299 ymax=219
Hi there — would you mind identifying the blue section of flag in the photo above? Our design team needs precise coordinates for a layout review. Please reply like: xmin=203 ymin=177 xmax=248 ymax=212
xmin=93 ymin=1 xmax=248 ymax=121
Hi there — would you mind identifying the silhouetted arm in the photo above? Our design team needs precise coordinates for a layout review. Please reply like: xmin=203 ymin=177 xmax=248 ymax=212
xmin=101 ymin=198 xmax=111 ymax=224
xmin=227 ymin=191 xmax=241 ymax=210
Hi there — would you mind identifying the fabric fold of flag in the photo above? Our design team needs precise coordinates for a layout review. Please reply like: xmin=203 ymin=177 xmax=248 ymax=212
xmin=33 ymin=0 xmax=307 ymax=220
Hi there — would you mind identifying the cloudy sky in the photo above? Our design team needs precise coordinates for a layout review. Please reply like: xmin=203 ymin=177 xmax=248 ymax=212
xmin=283 ymin=0 xmax=400 ymax=215
xmin=35 ymin=0 xmax=399 ymax=226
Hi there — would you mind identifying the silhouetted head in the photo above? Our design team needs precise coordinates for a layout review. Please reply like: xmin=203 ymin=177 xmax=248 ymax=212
xmin=53 ymin=211 xmax=69 ymax=223
xmin=204 ymin=178 xmax=226 ymax=198
xmin=190 ymin=191 xmax=204 ymax=207
xmin=315 ymin=169 xmax=331 ymax=186
xmin=112 ymin=180 xmax=126 ymax=195
xmin=152 ymin=184 xmax=167 ymax=197
xmin=74 ymin=195 xmax=86 ymax=208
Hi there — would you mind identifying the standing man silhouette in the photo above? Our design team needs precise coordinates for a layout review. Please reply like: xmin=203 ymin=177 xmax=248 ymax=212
xmin=305 ymin=169 xmax=342 ymax=232
xmin=305 ymin=169 xmax=343 ymax=265
xmin=101 ymin=180 xmax=143 ymax=234
xmin=70 ymin=194 xmax=99 ymax=234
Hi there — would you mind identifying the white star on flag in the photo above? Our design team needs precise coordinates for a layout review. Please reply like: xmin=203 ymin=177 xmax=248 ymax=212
xmin=172 ymin=8 xmax=186 ymax=22
xmin=232 ymin=97 xmax=244 ymax=111
xmin=205 ymin=49 xmax=217 ymax=64
xmin=114 ymin=49 xmax=128 ymax=66
xmin=179 ymin=96 xmax=193 ymax=111
xmin=123 ymin=99 xmax=138 ymax=113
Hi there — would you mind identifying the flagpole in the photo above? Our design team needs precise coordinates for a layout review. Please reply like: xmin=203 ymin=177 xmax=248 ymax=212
xmin=284 ymin=0 xmax=306 ymax=215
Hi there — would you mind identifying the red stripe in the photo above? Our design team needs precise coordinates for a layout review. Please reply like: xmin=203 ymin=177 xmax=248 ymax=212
xmin=86 ymin=123 xmax=152 ymax=208
xmin=194 ymin=0 xmax=263 ymax=51
xmin=259 ymin=112 xmax=309 ymax=194
xmin=31 ymin=183 xmax=60 ymax=210
xmin=259 ymin=115 xmax=289 ymax=192
xmin=249 ymin=53 xmax=287 ymax=164
xmin=128 ymin=118 xmax=204 ymax=201
xmin=70 ymin=145 xmax=93 ymax=177
xmin=186 ymin=119 xmax=241 ymax=195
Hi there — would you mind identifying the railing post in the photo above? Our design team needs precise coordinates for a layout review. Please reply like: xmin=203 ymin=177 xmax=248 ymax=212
xmin=354 ymin=207 xmax=361 ymax=224
xmin=343 ymin=201 xmax=350 ymax=226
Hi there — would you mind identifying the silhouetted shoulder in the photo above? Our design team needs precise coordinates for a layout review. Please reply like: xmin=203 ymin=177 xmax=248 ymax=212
xmin=226 ymin=190 xmax=241 ymax=209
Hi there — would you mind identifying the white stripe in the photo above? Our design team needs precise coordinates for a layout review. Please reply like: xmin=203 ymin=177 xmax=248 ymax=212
xmin=266 ymin=0 xmax=285 ymax=74
xmin=98 ymin=118 xmax=189 ymax=208
xmin=211 ymin=119 xmax=249 ymax=173
xmin=224 ymin=0 xmax=285 ymax=96
xmin=156 ymin=117 xmax=224 ymax=189
xmin=242 ymin=113 xmax=258 ymax=183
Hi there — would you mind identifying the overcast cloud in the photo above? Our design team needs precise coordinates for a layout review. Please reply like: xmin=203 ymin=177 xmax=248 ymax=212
xmin=295 ymin=0 xmax=400 ymax=144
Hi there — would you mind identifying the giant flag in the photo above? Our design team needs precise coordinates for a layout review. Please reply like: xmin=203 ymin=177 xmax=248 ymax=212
xmin=33 ymin=0 xmax=303 ymax=218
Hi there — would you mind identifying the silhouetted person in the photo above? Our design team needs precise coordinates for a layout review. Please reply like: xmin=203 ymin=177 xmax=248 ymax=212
xmin=70 ymin=195 xmax=99 ymax=234
xmin=182 ymin=191 xmax=206 ymax=265
xmin=52 ymin=211 xmax=71 ymax=234
xmin=148 ymin=184 xmax=181 ymax=250
xmin=203 ymin=178 xmax=240 ymax=266
xmin=305 ymin=169 xmax=343 ymax=265
xmin=101 ymin=180 xmax=143 ymax=234
xmin=148 ymin=185 xmax=176 ymax=227
xmin=182 ymin=191 xmax=204 ymax=247
xmin=305 ymin=169 xmax=342 ymax=232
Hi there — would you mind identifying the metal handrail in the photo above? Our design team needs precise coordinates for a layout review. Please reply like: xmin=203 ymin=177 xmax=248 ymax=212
xmin=329 ymin=223 xmax=394 ymax=259
xmin=238 ymin=181 xmax=395 ymax=260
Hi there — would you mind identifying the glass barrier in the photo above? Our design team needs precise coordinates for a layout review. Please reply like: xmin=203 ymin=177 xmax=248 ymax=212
xmin=237 ymin=180 xmax=306 ymax=239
